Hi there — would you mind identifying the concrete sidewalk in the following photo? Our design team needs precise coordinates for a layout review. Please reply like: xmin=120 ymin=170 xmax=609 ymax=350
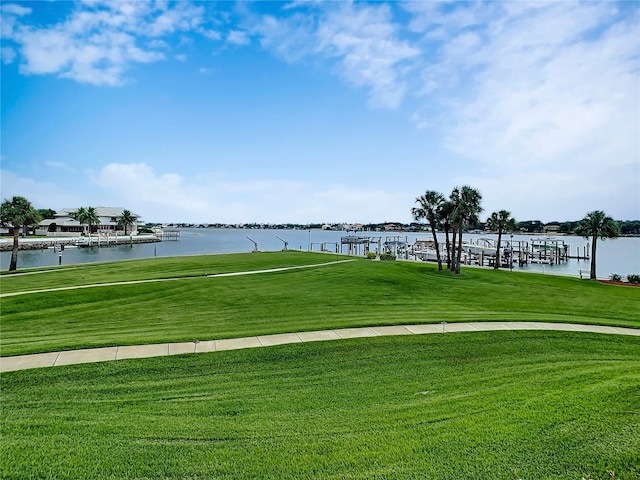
xmin=2 ymin=322 xmax=638 ymax=373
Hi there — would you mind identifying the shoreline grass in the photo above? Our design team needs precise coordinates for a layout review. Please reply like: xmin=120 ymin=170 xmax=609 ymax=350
xmin=1 ymin=252 xmax=638 ymax=356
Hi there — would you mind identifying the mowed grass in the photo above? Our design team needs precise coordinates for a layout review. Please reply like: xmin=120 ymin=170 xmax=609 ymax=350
xmin=0 ymin=251 xmax=338 ymax=293
xmin=1 ymin=251 xmax=639 ymax=356
xmin=2 ymin=332 xmax=639 ymax=479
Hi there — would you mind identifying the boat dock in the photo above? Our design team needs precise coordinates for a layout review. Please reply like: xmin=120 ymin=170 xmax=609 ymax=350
xmin=410 ymin=236 xmax=589 ymax=270
xmin=0 ymin=234 xmax=160 ymax=251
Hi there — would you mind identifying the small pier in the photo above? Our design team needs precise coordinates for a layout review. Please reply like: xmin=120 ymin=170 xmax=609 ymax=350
xmin=383 ymin=236 xmax=410 ymax=258
xmin=340 ymin=235 xmax=381 ymax=256
xmin=311 ymin=241 xmax=339 ymax=253
xmin=155 ymin=228 xmax=180 ymax=241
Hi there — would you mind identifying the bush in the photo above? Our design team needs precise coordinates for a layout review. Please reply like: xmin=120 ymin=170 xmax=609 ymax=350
xmin=366 ymin=251 xmax=377 ymax=260
xmin=379 ymin=253 xmax=396 ymax=261
xmin=626 ymin=274 xmax=640 ymax=284
xmin=610 ymin=273 xmax=622 ymax=282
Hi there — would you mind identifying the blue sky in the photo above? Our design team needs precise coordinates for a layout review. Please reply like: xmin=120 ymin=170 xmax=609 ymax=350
xmin=1 ymin=0 xmax=638 ymax=224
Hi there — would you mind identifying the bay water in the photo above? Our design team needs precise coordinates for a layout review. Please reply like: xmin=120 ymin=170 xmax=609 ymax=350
xmin=2 ymin=228 xmax=639 ymax=279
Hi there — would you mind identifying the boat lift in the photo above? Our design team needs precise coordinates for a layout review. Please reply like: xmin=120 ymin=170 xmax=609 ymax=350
xmin=276 ymin=236 xmax=288 ymax=251
xmin=246 ymin=236 xmax=259 ymax=252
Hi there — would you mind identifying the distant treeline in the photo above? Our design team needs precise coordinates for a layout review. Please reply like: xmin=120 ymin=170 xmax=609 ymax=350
xmin=514 ymin=219 xmax=640 ymax=235
xmin=145 ymin=219 xmax=640 ymax=235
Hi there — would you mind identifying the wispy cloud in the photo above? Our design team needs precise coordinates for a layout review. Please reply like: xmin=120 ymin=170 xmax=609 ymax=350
xmin=2 ymin=1 xmax=204 ymax=86
xmin=402 ymin=1 xmax=639 ymax=218
xmin=251 ymin=2 xmax=419 ymax=108
xmin=426 ymin=2 xmax=639 ymax=169
xmin=227 ymin=30 xmax=249 ymax=46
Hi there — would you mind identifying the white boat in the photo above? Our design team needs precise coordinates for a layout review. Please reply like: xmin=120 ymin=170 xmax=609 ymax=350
xmin=415 ymin=248 xmax=441 ymax=262
xmin=461 ymin=238 xmax=497 ymax=256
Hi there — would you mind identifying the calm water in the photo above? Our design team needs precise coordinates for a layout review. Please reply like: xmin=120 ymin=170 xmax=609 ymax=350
xmin=2 ymin=229 xmax=639 ymax=279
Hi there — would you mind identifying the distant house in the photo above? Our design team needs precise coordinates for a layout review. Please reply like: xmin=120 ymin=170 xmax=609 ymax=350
xmin=544 ymin=223 xmax=561 ymax=233
xmin=37 ymin=207 xmax=141 ymax=236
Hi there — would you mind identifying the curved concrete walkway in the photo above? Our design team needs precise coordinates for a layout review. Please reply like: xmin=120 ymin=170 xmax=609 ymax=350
xmin=0 ymin=259 xmax=356 ymax=298
xmin=2 ymin=322 xmax=638 ymax=373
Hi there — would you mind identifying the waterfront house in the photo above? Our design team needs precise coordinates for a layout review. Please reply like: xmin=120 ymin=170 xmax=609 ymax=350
xmin=37 ymin=207 xmax=141 ymax=236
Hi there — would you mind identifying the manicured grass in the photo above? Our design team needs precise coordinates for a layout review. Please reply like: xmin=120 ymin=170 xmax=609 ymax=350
xmin=1 ymin=252 xmax=638 ymax=356
xmin=0 ymin=251 xmax=339 ymax=293
xmin=2 ymin=332 xmax=639 ymax=479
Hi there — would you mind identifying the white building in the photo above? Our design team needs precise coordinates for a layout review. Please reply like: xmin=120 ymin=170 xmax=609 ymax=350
xmin=37 ymin=207 xmax=141 ymax=236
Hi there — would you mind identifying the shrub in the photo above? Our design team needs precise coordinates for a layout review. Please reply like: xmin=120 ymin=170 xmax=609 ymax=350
xmin=366 ymin=251 xmax=377 ymax=260
xmin=610 ymin=273 xmax=622 ymax=282
xmin=379 ymin=253 xmax=396 ymax=261
xmin=626 ymin=274 xmax=640 ymax=284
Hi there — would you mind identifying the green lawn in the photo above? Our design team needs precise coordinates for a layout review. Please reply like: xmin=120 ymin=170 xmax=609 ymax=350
xmin=1 ymin=252 xmax=638 ymax=356
xmin=2 ymin=253 xmax=639 ymax=479
xmin=2 ymin=332 xmax=639 ymax=479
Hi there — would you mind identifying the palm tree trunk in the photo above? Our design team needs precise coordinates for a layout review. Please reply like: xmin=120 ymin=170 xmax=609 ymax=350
xmin=590 ymin=236 xmax=597 ymax=279
xmin=494 ymin=230 xmax=502 ymax=269
xmin=456 ymin=221 xmax=464 ymax=274
xmin=429 ymin=220 xmax=442 ymax=270
xmin=449 ymin=227 xmax=457 ymax=271
xmin=444 ymin=228 xmax=451 ymax=270
xmin=9 ymin=228 xmax=19 ymax=271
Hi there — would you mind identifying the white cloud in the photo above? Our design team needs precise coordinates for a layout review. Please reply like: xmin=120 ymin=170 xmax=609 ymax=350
xmin=252 ymin=2 xmax=419 ymax=108
xmin=3 ymin=1 xmax=204 ymax=86
xmin=1 ymin=3 xmax=31 ymax=16
xmin=199 ymin=28 xmax=221 ymax=41
xmin=404 ymin=2 xmax=639 ymax=221
xmin=227 ymin=30 xmax=249 ymax=46
xmin=89 ymin=163 xmax=409 ymax=223
xmin=0 ymin=170 xmax=81 ymax=209
xmin=458 ymin=159 xmax=639 ymax=222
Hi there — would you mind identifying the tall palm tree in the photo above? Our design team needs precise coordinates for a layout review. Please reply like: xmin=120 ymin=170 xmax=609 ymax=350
xmin=451 ymin=185 xmax=483 ymax=274
xmin=574 ymin=210 xmax=619 ymax=280
xmin=412 ymin=190 xmax=445 ymax=270
xmin=72 ymin=207 xmax=88 ymax=235
xmin=73 ymin=206 xmax=100 ymax=245
xmin=117 ymin=209 xmax=135 ymax=235
xmin=0 ymin=196 xmax=40 ymax=271
xmin=486 ymin=210 xmax=517 ymax=269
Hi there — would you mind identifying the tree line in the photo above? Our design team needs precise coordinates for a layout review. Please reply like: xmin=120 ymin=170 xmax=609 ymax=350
xmin=516 ymin=219 xmax=640 ymax=235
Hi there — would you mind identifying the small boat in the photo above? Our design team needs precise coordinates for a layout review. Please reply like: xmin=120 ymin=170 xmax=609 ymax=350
xmin=461 ymin=238 xmax=496 ymax=256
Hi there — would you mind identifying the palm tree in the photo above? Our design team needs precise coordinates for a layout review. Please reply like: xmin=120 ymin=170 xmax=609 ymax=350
xmin=72 ymin=206 xmax=100 ymax=245
xmin=0 ymin=196 xmax=40 ymax=271
xmin=117 ymin=209 xmax=135 ymax=235
xmin=412 ymin=191 xmax=445 ymax=270
xmin=574 ymin=210 xmax=619 ymax=280
xmin=451 ymin=186 xmax=483 ymax=274
xmin=72 ymin=207 xmax=87 ymax=235
xmin=486 ymin=210 xmax=517 ymax=269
